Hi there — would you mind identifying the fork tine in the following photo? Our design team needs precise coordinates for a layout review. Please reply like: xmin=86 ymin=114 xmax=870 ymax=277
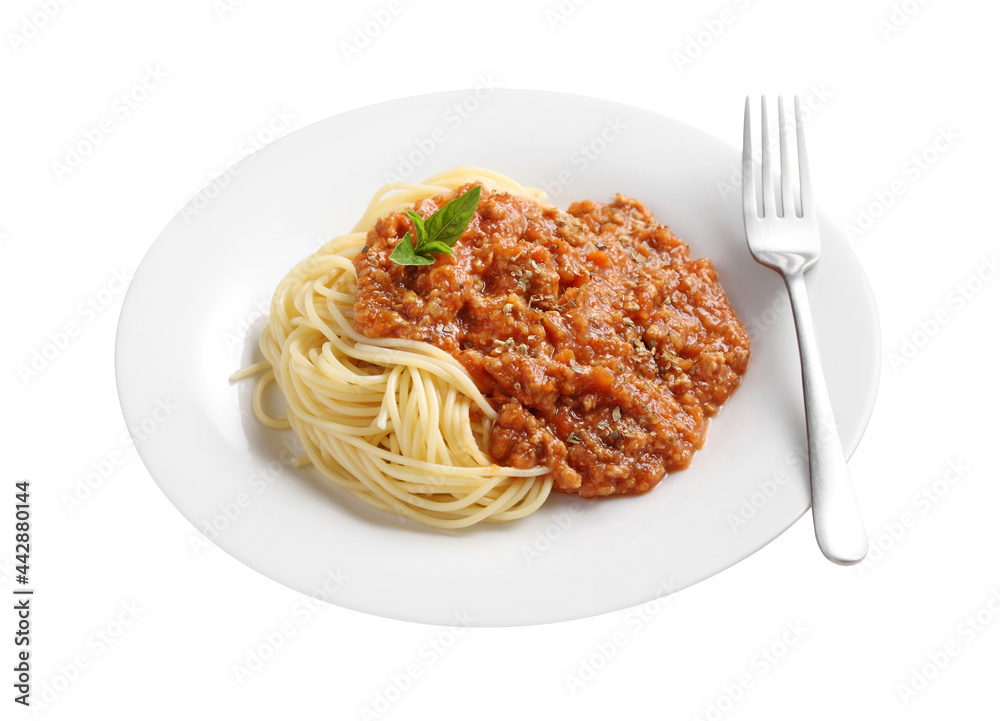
xmin=778 ymin=96 xmax=794 ymax=218
xmin=742 ymin=96 xmax=756 ymax=221
xmin=794 ymin=96 xmax=814 ymax=217
xmin=760 ymin=97 xmax=776 ymax=218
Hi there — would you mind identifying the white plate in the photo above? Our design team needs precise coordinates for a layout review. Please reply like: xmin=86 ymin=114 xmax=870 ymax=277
xmin=116 ymin=90 xmax=879 ymax=626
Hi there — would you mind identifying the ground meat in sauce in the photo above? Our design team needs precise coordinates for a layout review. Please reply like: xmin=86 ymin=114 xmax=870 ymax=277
xmin=352 ymin=184 xmax=750 ymax=498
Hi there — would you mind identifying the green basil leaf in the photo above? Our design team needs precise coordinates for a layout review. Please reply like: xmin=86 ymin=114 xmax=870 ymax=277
xmin=389 ymin=232 xmax=434 ymax=266
xmin=417 ymin=240 xmax=455 ymax=256
xmin=405 ymin=210 xmax=426 ymax=241
xmin=422 ymin=185 xmax=481 ymax=249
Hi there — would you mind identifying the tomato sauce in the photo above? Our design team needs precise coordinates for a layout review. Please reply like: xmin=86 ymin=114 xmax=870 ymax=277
xmin=353 ymin=185 xmax=750 ymax=497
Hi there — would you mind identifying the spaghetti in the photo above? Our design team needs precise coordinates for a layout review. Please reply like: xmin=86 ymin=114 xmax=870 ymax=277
xmin=234 ymin=168 xmax=554 ymax=529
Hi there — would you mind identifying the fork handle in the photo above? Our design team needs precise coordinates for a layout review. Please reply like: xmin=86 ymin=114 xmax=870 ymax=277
xmin=784 ymin=271 xmax=869 ymax=565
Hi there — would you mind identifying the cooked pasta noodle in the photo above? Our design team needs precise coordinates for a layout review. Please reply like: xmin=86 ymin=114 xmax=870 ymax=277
xmin=232 ymin=168 xmax=554 ymax=528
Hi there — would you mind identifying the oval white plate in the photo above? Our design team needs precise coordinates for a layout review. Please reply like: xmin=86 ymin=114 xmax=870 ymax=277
xmin=116 ymin=90 xmax=879 ymax=626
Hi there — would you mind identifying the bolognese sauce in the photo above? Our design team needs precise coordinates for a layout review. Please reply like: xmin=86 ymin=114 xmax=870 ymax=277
xmin=352 ymin=184 xmax=750 ymax=498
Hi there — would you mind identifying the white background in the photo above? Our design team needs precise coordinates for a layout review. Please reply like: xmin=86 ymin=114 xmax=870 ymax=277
xmin=4 ymin=0 xmax=999 ymax=719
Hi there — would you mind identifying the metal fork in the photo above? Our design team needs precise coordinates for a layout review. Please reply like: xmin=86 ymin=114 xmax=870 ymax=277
xmin=742 ymin=96 xmax=868 ymax=565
